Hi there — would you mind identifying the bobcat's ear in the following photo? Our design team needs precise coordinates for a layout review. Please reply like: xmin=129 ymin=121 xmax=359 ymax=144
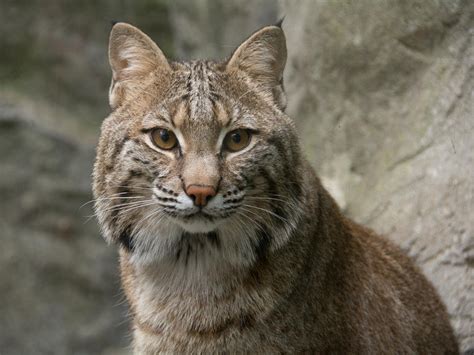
xmin=108 ymin=22 xmax=171 ymax=109
xmin=226 ymin=26 xmax=287 ymax=110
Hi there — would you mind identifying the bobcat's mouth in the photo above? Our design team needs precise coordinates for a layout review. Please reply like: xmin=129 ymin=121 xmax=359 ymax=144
xmin=182 ymin=210 xmax=216 ymax=221
xmin=151 ymin=188 xmax=242 ymax=233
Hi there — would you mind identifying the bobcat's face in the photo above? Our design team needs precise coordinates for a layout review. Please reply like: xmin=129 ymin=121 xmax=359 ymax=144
xmin=93 ymin=23 xmax=302 ymax=265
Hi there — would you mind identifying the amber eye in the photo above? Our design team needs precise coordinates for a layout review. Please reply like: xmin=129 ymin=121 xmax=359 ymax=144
xmin=223 ymin=129 xmax=251 ymax=152
xmin=150 ymin=128 xmax=177 ymax=150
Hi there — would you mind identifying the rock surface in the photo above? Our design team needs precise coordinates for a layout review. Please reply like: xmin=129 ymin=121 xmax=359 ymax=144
xmin=169 ymin=0 xmax=277 ymax=60
xmin=0 ymin=99 xmax=129 ymax=354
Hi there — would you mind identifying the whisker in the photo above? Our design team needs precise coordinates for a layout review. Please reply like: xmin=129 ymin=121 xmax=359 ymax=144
xmin=135 ymin=206 xmax=165 ymax=228
xmin=238 ymin=206 xmax=273 ymax=229
xmin=81 ymin=196 xmax=143 ymax=209
xmin=245 ymin=196 xmax=294 ymax=206
xmin=112 ymin=185 xmax=154 ymax=192
xmin=235 ymin=210 xmax=263 ymax=232
xmin=118 ymin=201 xmax=159 ymax=215
xmin=235 ymin=210 xmax=271 ymax=246
xmin=132 ymin=210 xmax=167 ymax=251
xmin=241 ymin=203 xmax=291 ymax=225
xmin=95 ymin=199 xmax=152 ymax=214
xmin=84 ymin=199 xmax=156 ymax=222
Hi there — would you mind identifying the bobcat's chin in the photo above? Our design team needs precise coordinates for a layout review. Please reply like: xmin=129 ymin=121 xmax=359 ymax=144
xmin=174 ymin=214 xmax=220 ymax=234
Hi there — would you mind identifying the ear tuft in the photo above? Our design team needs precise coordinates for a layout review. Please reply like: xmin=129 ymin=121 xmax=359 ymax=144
xmin=110 ymin=20 xmax=121 ymax=28
xmin=226 ymin=26 xmax=287 ymax=110
xmin=108 ymin=23 xmax=170 ymax=109
xmin=274 ymin=16 xmax=285 ymax=28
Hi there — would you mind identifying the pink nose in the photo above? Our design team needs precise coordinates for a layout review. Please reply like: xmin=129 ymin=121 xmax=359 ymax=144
xmin=185 ymin=185 xmax=216 ymax=207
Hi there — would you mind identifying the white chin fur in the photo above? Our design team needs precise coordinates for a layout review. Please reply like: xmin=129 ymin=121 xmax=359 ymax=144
xmin=175 ymin=217 xmax=218 ymax=233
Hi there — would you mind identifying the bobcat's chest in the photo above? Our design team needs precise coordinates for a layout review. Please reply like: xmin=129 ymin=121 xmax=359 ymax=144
xmin=120 ymin=251 xmax=297 ymax=353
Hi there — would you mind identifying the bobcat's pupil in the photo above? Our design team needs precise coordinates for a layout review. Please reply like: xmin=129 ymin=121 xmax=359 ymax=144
xmin=231 ymin=132 xmax=241 ymax=143
xmin=160 ymin=130 xmax=170 ymax=142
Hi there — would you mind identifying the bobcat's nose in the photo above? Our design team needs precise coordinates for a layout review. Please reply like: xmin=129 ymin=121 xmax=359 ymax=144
xmin=185 ymin=185 xmax=216 ymax=207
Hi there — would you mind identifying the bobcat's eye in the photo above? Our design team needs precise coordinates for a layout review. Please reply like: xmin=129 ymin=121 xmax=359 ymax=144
xmin=150 ymin=128 xmax=177 ymax=150
xmin=223 ymin=129 xmax=251 ymax=152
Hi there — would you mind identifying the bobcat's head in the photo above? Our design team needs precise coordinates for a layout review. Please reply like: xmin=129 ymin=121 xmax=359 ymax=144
xmin=93 ymin=23 xmax=303 ymax=266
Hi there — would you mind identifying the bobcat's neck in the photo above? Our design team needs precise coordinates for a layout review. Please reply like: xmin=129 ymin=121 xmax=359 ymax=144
xmin=119 ymin=163 xmax=345 ymax=350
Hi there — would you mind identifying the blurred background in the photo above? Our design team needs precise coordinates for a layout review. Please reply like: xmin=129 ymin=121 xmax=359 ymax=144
xmin=0 ymin=0 xmax=472 ymax=353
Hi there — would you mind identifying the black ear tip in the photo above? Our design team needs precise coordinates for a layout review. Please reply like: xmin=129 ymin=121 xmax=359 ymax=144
xmin=110 ymin=20 xmax=122 ymax=28
xmin=275 ymin=16 xmax=285 ymax=28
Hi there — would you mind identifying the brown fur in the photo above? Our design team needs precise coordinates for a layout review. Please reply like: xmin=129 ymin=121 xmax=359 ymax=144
xmin=92 ymin=23 xmax=458 ymax=353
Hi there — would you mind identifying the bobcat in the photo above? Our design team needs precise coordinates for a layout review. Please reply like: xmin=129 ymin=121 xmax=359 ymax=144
xmin=93 ymin=22 xmax=458 ymax=354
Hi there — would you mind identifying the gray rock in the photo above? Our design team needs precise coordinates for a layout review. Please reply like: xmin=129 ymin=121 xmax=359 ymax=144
xmin=169 ymin=0 xmax=278 ymax=60
xmin=0 ymin=101 xmax=130 ymax=354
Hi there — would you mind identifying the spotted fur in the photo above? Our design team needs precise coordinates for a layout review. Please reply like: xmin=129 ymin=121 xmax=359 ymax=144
xmin=93 ymin=23 xmax=458 ymax=353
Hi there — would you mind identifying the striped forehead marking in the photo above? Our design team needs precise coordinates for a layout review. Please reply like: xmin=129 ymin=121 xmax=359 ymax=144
xmin=166 ymin=61 xmax=231 ymax=128
xmin=187 ymin=61 xmax=213 ymax=121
